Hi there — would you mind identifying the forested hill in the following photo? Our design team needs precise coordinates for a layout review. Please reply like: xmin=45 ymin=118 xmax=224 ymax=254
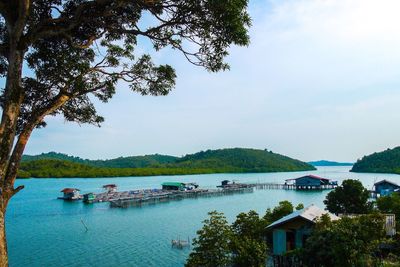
xmin=19 ymin=148 xmax=315 ymax=178
xmin=172 ymin=148 xmax=315 ymax=172
xmin=351 ymin=147 xmax=400 ymax=174
xmin=22 ymin=152 xmax=178 ymax=168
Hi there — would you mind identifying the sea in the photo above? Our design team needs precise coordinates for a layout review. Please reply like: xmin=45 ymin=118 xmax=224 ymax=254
xmin=6 ymin=166 xmax=400 ymax=267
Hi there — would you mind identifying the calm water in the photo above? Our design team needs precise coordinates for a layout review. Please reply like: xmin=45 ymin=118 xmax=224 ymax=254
xmin=6 ymin=166 xmax=400 ymax=266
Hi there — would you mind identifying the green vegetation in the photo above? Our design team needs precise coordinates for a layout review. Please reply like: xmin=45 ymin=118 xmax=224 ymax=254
xmin=186 ymin=202 xmax=299 ymax=267
xmin=18 ymin=148 xmax=315 ymax=178
xmin=324 ymin=179 xmax=373 ymax=214
xmin=302 ymin=213 xmax=387 ymax=267
xmin=377 ymin=193 xmax=400 ymax=225
xmin=187 ymin=183 xmax=400 ymax=266
xmin=351 ymin=146 xmax=400 ymax=174
xmin=22 ymin=152 xmax=178 ymax=168
xmin=186 ymin=211 xmax=233 ymax=267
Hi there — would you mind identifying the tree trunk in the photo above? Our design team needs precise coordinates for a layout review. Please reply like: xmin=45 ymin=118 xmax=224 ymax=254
xmin=0 ymin=35 xmax=26 ymax=267
xmin=0 ymin=191 xmax=12 ymax=267
xmin=0 ymin=209 xmax=7 ymax=267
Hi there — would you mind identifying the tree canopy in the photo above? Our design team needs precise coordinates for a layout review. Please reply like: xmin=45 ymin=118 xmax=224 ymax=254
xmin=351 ymin=146 xmax=400 ymax=174
xmin=302 ymin=213 xmax=386 ymax=267
xmin=324 ymin=179 xmax=372 ymax=215
xmin=18 ymin=148 xmax=315 ymax=178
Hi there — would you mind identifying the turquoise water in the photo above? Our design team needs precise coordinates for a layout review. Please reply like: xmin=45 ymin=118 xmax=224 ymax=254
xmin=7 ymin=166 xmax=400 ymax=266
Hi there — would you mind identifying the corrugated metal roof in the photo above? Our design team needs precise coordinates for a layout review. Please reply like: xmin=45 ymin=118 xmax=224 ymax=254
xmin=374 ymin=179 xmax=399 ymax=187
xmin=267 ymin=205 xmax=339 ymax=229
xmin=60 ymin=188 xmax=80 ymax=193
xmin=161 ymin=182 xmax=184 ymax=187
xmin=286 ymin=175 xmax=330 ymax=182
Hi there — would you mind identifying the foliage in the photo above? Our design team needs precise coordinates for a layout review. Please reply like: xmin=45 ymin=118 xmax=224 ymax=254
xmin=186 ymin=211 xmax=233 ymax=267
xmin=295 ymin=203 xmax=304 ymax=210
xmin=324 ymin=179 xmax=373 ymax=214
xmin=230 ymin=210 xmax=267 ymax=267
xmin=18 ymin=148 xmax=315 ymax=178
xmin=377 ymin=193 xmax=400 ymax=225
xmin=174 ymin=148 xmax=315 ymax=173
xmin=351 ymin=147 xmax=400 ymax=174
xmin=230 ymin=236 xmax=266 ymax=267
xmin=302 ymin=213 xmax=386 ymax=267
xmin=187 ymin=210 xmax=268 ymax=267
xmin=17 ymin=159 xmax=222 ymax=178
xmin=263 ymin=200 xmax=294 ymax=225
xmin=22 ymin=152 xmax=178 ymax=168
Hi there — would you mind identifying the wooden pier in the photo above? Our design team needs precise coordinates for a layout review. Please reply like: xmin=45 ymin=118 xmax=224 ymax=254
xmin=250 ymin=182 xmax=337 ymax=190
xmin=109 ymin=187 xmax=254 ymax=208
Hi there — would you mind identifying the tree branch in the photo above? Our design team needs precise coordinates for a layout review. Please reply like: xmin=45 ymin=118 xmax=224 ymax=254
xmin=4 ymin=93 xmax=70 ymax=186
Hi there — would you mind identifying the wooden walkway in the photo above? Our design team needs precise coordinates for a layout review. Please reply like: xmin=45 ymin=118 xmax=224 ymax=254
xmin=109 ymin=187 xmax=254 ymax=208
xmin=250 ymin=183 xmax=337 ymax=190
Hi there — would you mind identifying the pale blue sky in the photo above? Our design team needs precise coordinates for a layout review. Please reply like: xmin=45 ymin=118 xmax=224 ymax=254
xmin=22 ymin=0 xmax=400 ymax=162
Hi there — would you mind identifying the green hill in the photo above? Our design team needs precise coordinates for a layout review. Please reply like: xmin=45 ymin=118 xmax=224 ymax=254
xmin=22 ymin=152 xmax=178 ymax=168
xmin=18 ymin=148 xmax=315 ymax=178
xmin=351 ymin=147 xmax=400 ymax=174
xmin=173 ymin=148 xmax=315 ymax=172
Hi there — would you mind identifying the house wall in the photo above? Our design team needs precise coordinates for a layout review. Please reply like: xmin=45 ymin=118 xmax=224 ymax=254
xmin=271 ymin=218 xmax=314 ymax=255
xmin=273 ymin=229 xmax=286 ymax=255
xmin=295 ymin=177 xmax=322 ymax=187
xmin=375 ymin=183 xmax=399 ymax=195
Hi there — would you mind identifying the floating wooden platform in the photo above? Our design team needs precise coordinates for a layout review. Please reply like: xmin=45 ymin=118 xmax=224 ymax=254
xmin=109 ymin=187 xmax=254 ymax=208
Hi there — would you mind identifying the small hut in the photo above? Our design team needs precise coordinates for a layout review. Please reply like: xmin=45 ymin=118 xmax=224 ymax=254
xmin=59 ymin=188 xmax=81 ymax=200
xmin=285 ymin=175 xmax=336 ymax=190
xmin=374 ymin=180 xmax=400 ymax=196
xmin=267 ymin=205 xmax=339 ymax=255
xmin=162 ymin=182 xmax=185 ymax=191
xmin=83 ymin=192 xmax=96 ymax=203
xmin=103 ymin=184 xmax=117 ymax=193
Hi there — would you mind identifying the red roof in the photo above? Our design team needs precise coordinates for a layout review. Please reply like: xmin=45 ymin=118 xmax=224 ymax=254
xmin=286 ymin=175 xmax=330 ymax=182
xmin=60 ymin=188 xmax=80 ymax=193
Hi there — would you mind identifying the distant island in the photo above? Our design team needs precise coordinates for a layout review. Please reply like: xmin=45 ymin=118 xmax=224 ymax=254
xmin=351 ymin=146 xmax=400 ymax=174
xmin=308 ymin=160 xmax=353 ymax=167
xmin=18 ymin=148 xmax=316 ymax=178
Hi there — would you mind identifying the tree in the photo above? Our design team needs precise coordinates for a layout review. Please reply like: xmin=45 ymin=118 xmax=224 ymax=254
xmin=377 ymin=192 xmax=400 ymax=225
xmin=231 ymin=210 xmax=267 ymax=267
xmin=263 ymin=200 xmax=294 ymax=224
xmin=302 ymin=213 xmax=386 ymax=267
xmin=324 ymin=179 xmax=372 ymax=214
xmin=295 ymin=203 xmax=304 ymax=210
xmin=0 ymin=0 xmax=251 ymax=265
xmin=186 ymin=211 xmax=233 ymax=267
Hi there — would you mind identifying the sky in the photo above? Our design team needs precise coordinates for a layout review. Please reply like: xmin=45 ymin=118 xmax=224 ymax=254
xmin=22 ymin=0 xmax=400 ymax=162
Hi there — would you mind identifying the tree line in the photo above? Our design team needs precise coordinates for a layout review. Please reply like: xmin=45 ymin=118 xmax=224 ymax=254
xmin=18 ymin=148 xmax=315 ymax=178
xmin=351 ymin=146 xmax=400 ymax=174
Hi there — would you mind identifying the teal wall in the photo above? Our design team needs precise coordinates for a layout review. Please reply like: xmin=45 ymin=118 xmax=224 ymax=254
xmin=273 ymin=229 xmax=286 ymax=255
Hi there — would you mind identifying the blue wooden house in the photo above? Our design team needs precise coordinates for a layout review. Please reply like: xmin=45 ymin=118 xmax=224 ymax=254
xmin=267 ymin=205 xmax=339 ymax=255
xmin=285 ymin=175 xmax=336 ymax=190
xmin=374 ymin=180 xmax=400 ymax=196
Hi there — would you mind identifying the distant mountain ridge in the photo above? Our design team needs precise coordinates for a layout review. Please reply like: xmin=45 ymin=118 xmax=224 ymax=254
xmin=19 ymin=148 xmax=316 ymax=178
xmin=308 ymin=160 xmax=353 ymax=167
xmin=351 ymin=146 xmax=400 ymax=174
